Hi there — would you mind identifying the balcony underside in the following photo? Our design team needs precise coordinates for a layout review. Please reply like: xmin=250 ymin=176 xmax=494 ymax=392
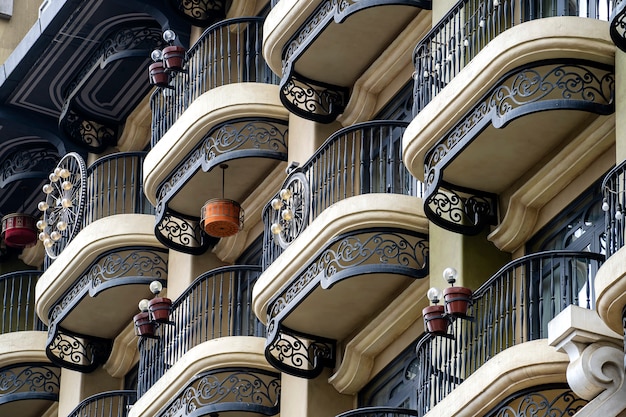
xmin=274 ymin=0 xmax=430 ymax=122
xmin=403 ymin=18 xmax=614 ymax=235
xmin=257 ymin=194 xmax=429 ymax=378
xmin=36 ymin=215 xmax=167 ymax=372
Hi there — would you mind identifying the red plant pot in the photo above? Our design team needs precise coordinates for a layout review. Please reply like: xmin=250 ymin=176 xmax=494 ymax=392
xmin=163 ymin=45 xmax=186 ymax=71
xmin=444 ymin=286 xmax=473 ymax=318
xmin=149 ymin=62 xmax=169 ymax=87
xmin=133 ymin=312 xmax=155 ymax=337
xmin=148 ymin=297 xmax=172 ymax=323
xmin=423 ymin=305 xmax=448 ymax=335
xmin=1 ymin=213 xmax=37 ymax=248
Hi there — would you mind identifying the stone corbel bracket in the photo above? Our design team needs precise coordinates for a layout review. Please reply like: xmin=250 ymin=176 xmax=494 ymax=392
xmin=548 ymin=305 xmax=626 ymax=415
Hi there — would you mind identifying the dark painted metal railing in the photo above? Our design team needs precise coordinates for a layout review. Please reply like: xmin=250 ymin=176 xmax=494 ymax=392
xmin=413 ymin=0 xmax=612 ymax=113
xmin=415 ymin=250 xmax=603 ymax=416
xmin=602 ymin=159 xmax=626 ymax=256
xmin=0 ymin=363 xmax=60 ymax=405
xmin=0 ymin=270 xmax=45 ymax=333
xmin=151 ymin=17 xmax=279 ymax=146
xmin=263 ymin=120 xmax=423 ymax=268
xmin=336 ymin=407 xmax=419 ymax=417
xmin=137 ymin=265 xmax=263 ymax=396
xmin=45 ymin=152 xmax=152 ymax=269
xmin=66 ymin=390 xmax=136 ymax=417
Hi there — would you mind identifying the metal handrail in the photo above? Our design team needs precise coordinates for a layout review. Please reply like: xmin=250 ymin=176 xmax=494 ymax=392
xmin=66 ymin=390 xmax=137 ymax=417
xmin=0 ymin=270 xmax=45 ymax=333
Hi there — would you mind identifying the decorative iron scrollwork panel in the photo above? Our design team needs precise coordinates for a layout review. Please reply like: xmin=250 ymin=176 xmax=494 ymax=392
xmin=611 ymin=0 xmax=626 ymax=53
xmin=59 ymin=106 xmax=119 ymax=153
xmin=0 ymin=147 xmax=59 ymax=187
xmin=422 ymin=60 xmax=614 ymax=235
xmin=160 ymin=368 xmax=280 ymax=417
xmin=46 ymin=326 xmax=112 ymax=373
xmin=424 ymin=183 xmax=497 ymax=235
xmin=279 ymin=70 xmax=349 ymax=123
xmin=154 ymin=207 xmax=214 ymax=255
xmin=486 ymin=385 xmax=586 ymax=417
xmin=168 ymin=0 xmax=227 ymax=26
xmin=0 ymin=363 xmax=61 ymax=401
xmin=265 ymin=324 xmax=335 ymax=379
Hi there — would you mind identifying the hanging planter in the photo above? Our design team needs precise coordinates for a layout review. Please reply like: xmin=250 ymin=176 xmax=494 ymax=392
xmin=423 ymin=305 xmax=449 ymax=335
xmin=444 ymin=286 xmax=473 ymax=318
xmin=201 ymin=199 xmax=244 ymax=238
xmin=133 ymin=312 xmax=155 ymax=337
xmin=163 ymin=45 xmax=186 ymax=71
xmin=1 ymin=213 xmax=37 ymax=248
xmin=148 ymin=296 xmax=172 ymax=323
xmin=149 ymin=62 xmax=169 ymax=87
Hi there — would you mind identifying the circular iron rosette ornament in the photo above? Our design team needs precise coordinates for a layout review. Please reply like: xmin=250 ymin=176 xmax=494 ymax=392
xmin=37 ymin=152 xmax=87 ymax=259
xmin=270 ymin=172 xmax=310 ymax=249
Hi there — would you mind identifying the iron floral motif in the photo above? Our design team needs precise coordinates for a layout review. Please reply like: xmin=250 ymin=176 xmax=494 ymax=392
xmin=46 ymin=328 xmax=112 ymax=373
xmin=160 ymin=369 xmax=280 ymax=417
xmin=154 ymin=209 xmax=207 ymax=253
xmin=0 ymin=147 xmax=58 ymax=187
xmin=0 ymin=364 xmax=60 ymax=396
xmin=490 ymin=388 xmax=586 ymax=417
xmin=169 ymin=0 xmax=227 ymax=26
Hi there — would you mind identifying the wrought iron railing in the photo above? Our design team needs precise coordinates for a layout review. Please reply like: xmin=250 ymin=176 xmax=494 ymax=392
xmin=44 ymin=152 xmax=152 ymax=269
xmin=414 ymin=250 xmax=604 ymax=416
xmin=413 ymin=0 xmax=613 ymax=113
xmin=151 ymin=17 xmax=279 ymax=146
xmin=602 ymin=159 xmax=626 ymax=256
xmin=0 ymin=363 xmax=60 ymax=404
xmin=262 ymin=120 xmax=423 ymax=268
xmin=66 ymin=390 xmax=136 ymax=417
xmin=137 ymin=265 xmax=264 ymax=396
xmin=0 ymin=270 xmax=45 ymax=333
xmin=336 ymin=407 xmax=420 ymax=417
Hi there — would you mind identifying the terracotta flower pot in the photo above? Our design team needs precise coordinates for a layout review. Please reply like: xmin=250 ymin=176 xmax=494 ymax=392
xmin=423 ymin=305 xmax=448 ymax=335
xmin=149 ymin=62 xmax=169 ymax=87
xmin=148 ymin=297 xmax=172 ymax=323
xmin=1 ymin=213 xmax=37 ymax=248
xmin=201 ymin=198 xmax=243 ymax=238
xmin=444 ymin=286 xmax=473 ymax=318
xmin=133 ymin=312 xmax=155 ymax=337
xmin=163 ymin=45 xmax=186 ymax=71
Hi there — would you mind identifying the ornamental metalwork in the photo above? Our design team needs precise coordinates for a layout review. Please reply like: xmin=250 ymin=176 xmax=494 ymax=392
xmin=265 ymin=228 xmax=428 ymax=378
xmin=267 ymin=171 xmax=310 ymax=249
xmin=265 ymin=325 xmax=336 ymax=379
xmin=0 ymin=147 xmax=58 ymax=187
xmin=38 ymin=152 xmax=87 ymax=259
xmin=168 ymin=0 xmax=228 ymax=26
xmin=46 ymin=326 xmax=112 ymax=373
xmin=602 ymin=159 xmax=626 ymax=256
xmin=0 ymin=363 xmax=60 ymax=402
xmin=67 ymin=390 xmax=137 ymax=417
xmin=154 ymin=118 xmax=288 ymax=254
xmin=59 ymin=106 xmax=119 ymax=153
xmin=486 ymin=386 xmax=586 ymax=417
xmin=611 ymin=0 xmax=626 ymax=52
xmin=160 ymin=368 xmax=280 ymax=417
xmin=279 ymin=0 xmax=430 ymax=123
xmin=423 ymin=59 xmax=614 ymax=235
xmin=424 ymin=183 xmax=497 ymax=235
xmin=48 ymin=247 xmax=168 ymax=324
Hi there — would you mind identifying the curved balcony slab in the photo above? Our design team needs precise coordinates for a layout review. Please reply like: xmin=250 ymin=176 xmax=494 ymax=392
xmin=403 ymin=18 xmax=614 ymax=235
xmin=265 ymin=0 xmax=431 ymax=123
xmin=35 ymin=215 xmax=166 ymax=372
xmin=144 ymin=83 xmax=289 ymax=206
xmin=129 ymin=336 xmax=278 ymax=417
xmin=421 ymin=340 xmax=568 ymax=417
xmin=254 ymin=194 xmax=428 ymax=378
xmin=0 ymin=332 xmax=60 ymax=417
xmin=595 ymin=245 xmax=626 ymax=334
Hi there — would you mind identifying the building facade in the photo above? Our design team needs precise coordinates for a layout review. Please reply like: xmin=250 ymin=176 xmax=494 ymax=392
xmin=0 ymin=0 xmax=625 ymax=416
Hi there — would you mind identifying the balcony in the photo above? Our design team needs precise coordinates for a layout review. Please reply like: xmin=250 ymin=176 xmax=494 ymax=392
xmin=67 ymin=391 xmax=136 ymax=417
xmin=0 ymin=271 xmax=45 ymax=334
xmin=414 ymin=250 xmax=602 ymax=416
xmin=144 ymin=17 xmax=288 ymax=255
xmin=35 ymin=152 xmax=166 ymax=373
xmin=595 ymin=160 xmax=626 ymax=334
xmin=264 ymin=0 xmax=432 ymax=123
xmin=403 ymin=0 xmax=614 ymax=239
xmin=132 ymin=266 xmax=280 ymax=417
xmin=254 ymin=121 xmax=427 ymax=378
xmin=0 ymin=362 xmax=61 ymax=417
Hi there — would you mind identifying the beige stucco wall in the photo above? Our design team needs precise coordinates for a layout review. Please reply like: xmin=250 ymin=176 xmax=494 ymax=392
xmin=0 ymin=1 xmax=39 ymax=65
xmin=616 ymin=51 xmax=626 ymax=163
